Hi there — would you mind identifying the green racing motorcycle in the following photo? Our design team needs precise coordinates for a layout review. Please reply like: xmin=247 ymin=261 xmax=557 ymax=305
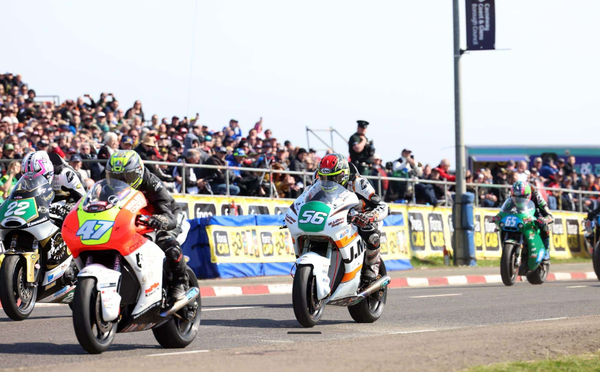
xmin=496 ymin=198 xmax=550 ymax=286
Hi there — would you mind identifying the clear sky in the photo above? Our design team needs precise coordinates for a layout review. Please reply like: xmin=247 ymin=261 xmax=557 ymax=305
xmin=3 ymin=1 xmax=599 ymax=166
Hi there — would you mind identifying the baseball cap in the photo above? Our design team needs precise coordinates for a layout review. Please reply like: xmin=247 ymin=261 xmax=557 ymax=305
xmin=69 ymin=154 xmax=82 ymax=162
xmin=233 ymin=149 xmax=247 ymax=157
xmin=373 ymin=153 xmax=382 ymax=160
xmin=37 ymin=140 xmax=49 ymax=148
xmin=216 ymin=146 xmax=227 ymax=153
xmin=121 ymin=136 xmax=134 ymax=145
xmin=357 ymin=120 xmax=369 ymax=128
xmin=4 ymin=143 xmax=14 ymax=151
xmin=97 ymin=112 xmax=106 ymax=118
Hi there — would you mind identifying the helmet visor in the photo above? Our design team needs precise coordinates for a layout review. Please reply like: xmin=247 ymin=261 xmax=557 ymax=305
xmin=513 ymin=196 xmax=530 ymax=209
xmin=107 ymin=170 xmax=141 ymax=188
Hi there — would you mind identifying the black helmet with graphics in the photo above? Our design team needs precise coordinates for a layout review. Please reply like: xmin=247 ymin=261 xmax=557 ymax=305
xmin=106 ymin=150 xmax=144 ymax=189
xmin=317 ymin=153 xmax=350 ymax=192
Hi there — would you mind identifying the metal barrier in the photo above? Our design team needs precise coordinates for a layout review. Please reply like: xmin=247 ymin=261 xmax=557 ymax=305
xmin=1 ymin=158 xmax=596 ymax=212
xmin=33 ymin=95 xmax=60 ymax=106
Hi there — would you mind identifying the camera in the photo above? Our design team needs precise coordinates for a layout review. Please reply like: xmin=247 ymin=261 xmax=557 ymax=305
xmin=363 ymin=140 xmax=375 ymax=159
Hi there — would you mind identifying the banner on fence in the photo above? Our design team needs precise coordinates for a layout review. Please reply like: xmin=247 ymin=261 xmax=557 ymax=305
xmin=175 ymin=194 xmax=590 ymax=267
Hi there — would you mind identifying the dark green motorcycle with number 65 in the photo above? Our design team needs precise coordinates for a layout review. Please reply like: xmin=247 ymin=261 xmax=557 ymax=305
xmin=496 ymin=198 xmax=550 ymax=286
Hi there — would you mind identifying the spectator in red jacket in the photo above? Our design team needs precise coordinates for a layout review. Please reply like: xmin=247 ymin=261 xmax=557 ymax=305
xmin=434 ymin=159 xmax=456 ymax=181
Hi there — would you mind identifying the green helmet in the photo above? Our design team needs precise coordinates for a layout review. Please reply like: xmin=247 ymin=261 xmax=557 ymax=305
xmin=106 ymin=150 xmax=144 ymax=189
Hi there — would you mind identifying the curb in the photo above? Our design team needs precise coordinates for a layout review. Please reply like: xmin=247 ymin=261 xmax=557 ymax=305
xmin=198 ymin=271 xmax=598 ymax=297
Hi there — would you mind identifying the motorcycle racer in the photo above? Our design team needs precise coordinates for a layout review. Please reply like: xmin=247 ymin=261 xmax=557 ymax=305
xmin=22 ymin=151 xmax=86 ymax=217
xmin=105 ymin=150 xmax=189 ymax=302
xmin=495 ymin=180 xmax=553 ymax=264
xmin=316 ymin=153 xmax=389 ymax=283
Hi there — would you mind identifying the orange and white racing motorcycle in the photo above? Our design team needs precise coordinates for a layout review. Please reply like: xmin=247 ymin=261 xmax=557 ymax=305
xmin=285 ymin=179 xmax=390 ymax=327
xmin=62 ymin=179 xmax=201 ymax=354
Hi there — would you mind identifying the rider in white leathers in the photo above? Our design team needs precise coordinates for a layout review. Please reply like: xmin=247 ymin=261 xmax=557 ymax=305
xmin=316 ymin=153 xmax=389 ymax=283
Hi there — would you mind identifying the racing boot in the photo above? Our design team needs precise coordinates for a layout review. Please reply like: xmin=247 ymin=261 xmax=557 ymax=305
xmin=363 ymin=248 xmax=381 ymax=284
xmin=165 ymin=246 xmax=188 ymax=303
xmin=541 ymin=237 xmax=551 ymax=265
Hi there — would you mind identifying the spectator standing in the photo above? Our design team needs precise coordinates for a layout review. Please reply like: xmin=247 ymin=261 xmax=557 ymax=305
xmin=289 ymin=147 xmax=308 ymax=192
xmin=348 ymin=120 xmax=375 ymax=175
xmin=492 ymin=167 xmax=510 ymax=206
xmin=516 ymin=160 xmax=529 ymax=182
xmin=370 ymin=153 xmax=389 ymax=197
xmin=563 ymin=155 xmax=576 ymax=176
xmin=125 ymin=100 xmax=145 ymax=122
xmin=540 ymin=158 xmax=558 ymax=179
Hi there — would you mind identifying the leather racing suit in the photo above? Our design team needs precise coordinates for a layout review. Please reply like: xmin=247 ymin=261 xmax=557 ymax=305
xmin=346 ymin=164 xmax=389 ymax=281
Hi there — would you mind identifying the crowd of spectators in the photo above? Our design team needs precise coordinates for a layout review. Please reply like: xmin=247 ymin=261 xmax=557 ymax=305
xmin=0 ymin=72 xmax=324 ymax=201
xmin=0 ymin=71 xmax=598 ymax=211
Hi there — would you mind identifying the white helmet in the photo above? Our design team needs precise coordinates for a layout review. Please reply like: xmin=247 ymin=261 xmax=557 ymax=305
xmin=22 ymin=151 xmax=54 ymax=181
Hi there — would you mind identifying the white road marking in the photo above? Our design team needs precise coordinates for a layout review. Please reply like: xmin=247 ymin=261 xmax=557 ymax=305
xmin=407 ymin=277 xmax=429 ymax=287
xmin=566 ymin=285 xmax=588 ymax=289
xmin=262 ymin=339 xmax=294 ymax=343
xmin=36 ymin=303 xmax=66 ymax=308
xmin=446 ymin=276 xmax=468 ymax=285
xmin=148 ymin=350 xmax=209 ymax=357
xmin=409 ymin=293 xmax=463 ymax=299
xmin=523 ymin=317 xmax=569 ymax=323
xmin=390 ymin=330 xmax=437 ymax=335
xmin=203 ymin=306 xmax=261 ymax=312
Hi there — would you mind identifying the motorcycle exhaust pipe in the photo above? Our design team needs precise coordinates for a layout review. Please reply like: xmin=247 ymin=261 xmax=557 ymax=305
xmin=357 ymin=275 xmax=391 ymax=298
xmin=160 ymin=287 xmax=200 ymax=318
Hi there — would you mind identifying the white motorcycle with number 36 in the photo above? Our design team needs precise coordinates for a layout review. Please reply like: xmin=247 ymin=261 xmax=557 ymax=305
xmin=285 ymin=179 xmax=390 ymax=327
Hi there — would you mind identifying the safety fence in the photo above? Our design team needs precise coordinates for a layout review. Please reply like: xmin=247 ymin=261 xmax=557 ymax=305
xmin=70 ymin=158 xmax=600 ymax=212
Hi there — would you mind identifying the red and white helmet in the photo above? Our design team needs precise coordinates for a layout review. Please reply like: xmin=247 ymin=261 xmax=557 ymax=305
xmin=22 ymin=151 xmax=54 ymax=181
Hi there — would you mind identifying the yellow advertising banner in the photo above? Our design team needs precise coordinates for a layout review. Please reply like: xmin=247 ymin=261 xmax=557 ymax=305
xmin=207 ymin=224 xmax=296 ymax=264
xmin=175 ymin=194 xmax=589 ymax=261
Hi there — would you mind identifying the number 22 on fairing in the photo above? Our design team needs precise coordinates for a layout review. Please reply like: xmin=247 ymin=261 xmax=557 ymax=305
xmin=76 ymin=220 xmax=114 ymax=240
xmin=5 ymin=201 xmax=30 ymax=217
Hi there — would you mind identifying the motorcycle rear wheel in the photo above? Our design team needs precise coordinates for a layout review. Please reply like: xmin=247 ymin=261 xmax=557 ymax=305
xmin=593 ymin=244 xmax=600 ymax=281
xmin=292 ymin=265 xmax=324 ymax=328
xmin=348 ymin=260 xmax=388 ymax=323
xmin=153 ymin=267 xmax=202 ymax=348
xmin=526 ymin=262 xmax=549 ymax=285
xmin=0 ymin=255 xmax=38 ymax=321
xmin=72 ymin=277 xmax=116 ymax=354
xmin=500 ymin=243 xmax=518 ymax=286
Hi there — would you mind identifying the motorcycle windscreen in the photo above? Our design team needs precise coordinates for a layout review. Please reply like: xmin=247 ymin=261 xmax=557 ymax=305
xmin=82 ymin=179 xmax=132 ymax=213
xmin=0 ymin=172 xmax=53 ymax=228
xmin=305 ymin=180 xmax=346 ymax=205
xmin=500 ymin=198 xmax=535 ymax=214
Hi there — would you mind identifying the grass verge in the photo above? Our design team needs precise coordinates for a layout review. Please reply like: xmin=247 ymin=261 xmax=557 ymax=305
xmin=465 ymin=352 xmax=600 ymax=371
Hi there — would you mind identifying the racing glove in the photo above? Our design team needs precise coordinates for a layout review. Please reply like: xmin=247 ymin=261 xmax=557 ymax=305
xmin=148 ymin=214 xmax=169 ymax=231
xmin=491 ymin=215 xmax=501 ymax=225
xmin=352 ymin=212 xmax=376 ymax=229
xmin=535 ymin=217 xmax=547 ymax=228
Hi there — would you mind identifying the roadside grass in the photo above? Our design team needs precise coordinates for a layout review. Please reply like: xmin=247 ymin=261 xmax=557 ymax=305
xmin=465 ymin=352 xmax=600 ymax=372
xmin=410 ymin=256 xmax=591 ymax=269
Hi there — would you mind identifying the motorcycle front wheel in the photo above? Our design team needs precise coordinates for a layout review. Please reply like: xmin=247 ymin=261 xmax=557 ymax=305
xmin=72 ymin=277 xmax=116 ymax=354
xmin=292 ymin=265 xmax=325 ymax=328
xmin=153 ymin=267 xmax=202 ymax=348
xmin=0 ymin=255 xmax=38 ymax=321
xmin=348 ymin=260 xmax=388 ymax=323
xmin=500 ymin=243 xmax=518 ymax=286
